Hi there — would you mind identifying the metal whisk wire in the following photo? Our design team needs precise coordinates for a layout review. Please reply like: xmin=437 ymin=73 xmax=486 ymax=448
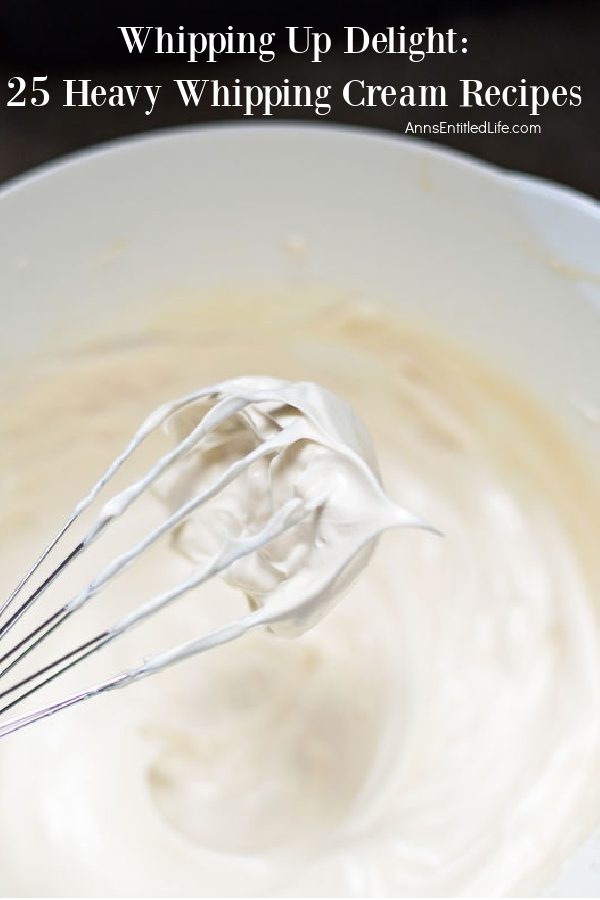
xmin=0 ymin=386 xmax=317 ymax=739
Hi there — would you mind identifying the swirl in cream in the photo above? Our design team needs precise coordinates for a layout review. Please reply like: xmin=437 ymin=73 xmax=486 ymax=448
xmin=0 ymin=297 xmax=598 ymax=897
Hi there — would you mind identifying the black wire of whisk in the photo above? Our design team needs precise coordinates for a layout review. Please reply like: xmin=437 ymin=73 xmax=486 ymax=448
xmin=0 ymin=389 xmax=246 ymax=708
xmin=0 ymin=521 xmax=81 ymax=625
xmin=0 ymin=384 xmax=225 ymax=634
xmin=0 ymin=391 xmax=301 ymax=735
xmin=0 ymin=492 xmax=310 ymax=739
xmin=0 ymin=595 xmax=89 ymax=688
xmin=0 ymin=557 xmax=111 ymax=722
xmin=0 ymin=543 xmax=83 ymax=644
xmin=0 ymin=630 xmax=108 ymax=718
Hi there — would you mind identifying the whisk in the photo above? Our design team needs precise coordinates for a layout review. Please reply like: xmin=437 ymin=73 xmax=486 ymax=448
xmin=0 ymin=376 xmax=424 ymax=739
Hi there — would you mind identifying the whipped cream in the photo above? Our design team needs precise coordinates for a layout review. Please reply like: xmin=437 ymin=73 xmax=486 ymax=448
xmin=0 ymin=298 xmax=599 ymax=898
xmin=154 ymin=376 xmax=427 ymax=637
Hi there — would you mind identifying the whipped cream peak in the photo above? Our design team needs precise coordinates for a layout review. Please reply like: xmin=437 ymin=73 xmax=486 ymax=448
xmin=155 ymin=376 xmax=429 ymax=636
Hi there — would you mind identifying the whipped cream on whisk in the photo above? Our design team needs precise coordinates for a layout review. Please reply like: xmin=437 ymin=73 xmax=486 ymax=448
xmin=154 ymin=376 xmax=428 ymax=636
xmin=2 ymin=309 xmax=600 ymax=898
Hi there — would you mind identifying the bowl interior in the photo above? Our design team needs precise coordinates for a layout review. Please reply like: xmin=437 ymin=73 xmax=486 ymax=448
xmin=0 ymin=125 xmax=599 ymax=893
xmin=0 ymin=127 xmax=598 ymax=455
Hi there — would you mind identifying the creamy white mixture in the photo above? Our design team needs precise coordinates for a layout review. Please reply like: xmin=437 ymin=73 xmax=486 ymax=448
xmin=0 ymin=298 xmax=599 ymax=897
xmin=153 ymin=376 xmax=427 ymax=639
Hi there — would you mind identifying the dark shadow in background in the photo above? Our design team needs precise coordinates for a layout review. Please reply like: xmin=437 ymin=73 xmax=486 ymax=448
xmin=0 ymin=0 xmax=598 ymax=196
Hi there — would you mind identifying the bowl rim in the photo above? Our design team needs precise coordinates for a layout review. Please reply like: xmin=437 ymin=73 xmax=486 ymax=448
xmin=0 ymin=121 xmax=598 ymax=223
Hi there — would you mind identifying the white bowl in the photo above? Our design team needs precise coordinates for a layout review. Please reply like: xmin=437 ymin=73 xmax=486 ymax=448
xmin=0 ymin=124 xmax=598 ymax=895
